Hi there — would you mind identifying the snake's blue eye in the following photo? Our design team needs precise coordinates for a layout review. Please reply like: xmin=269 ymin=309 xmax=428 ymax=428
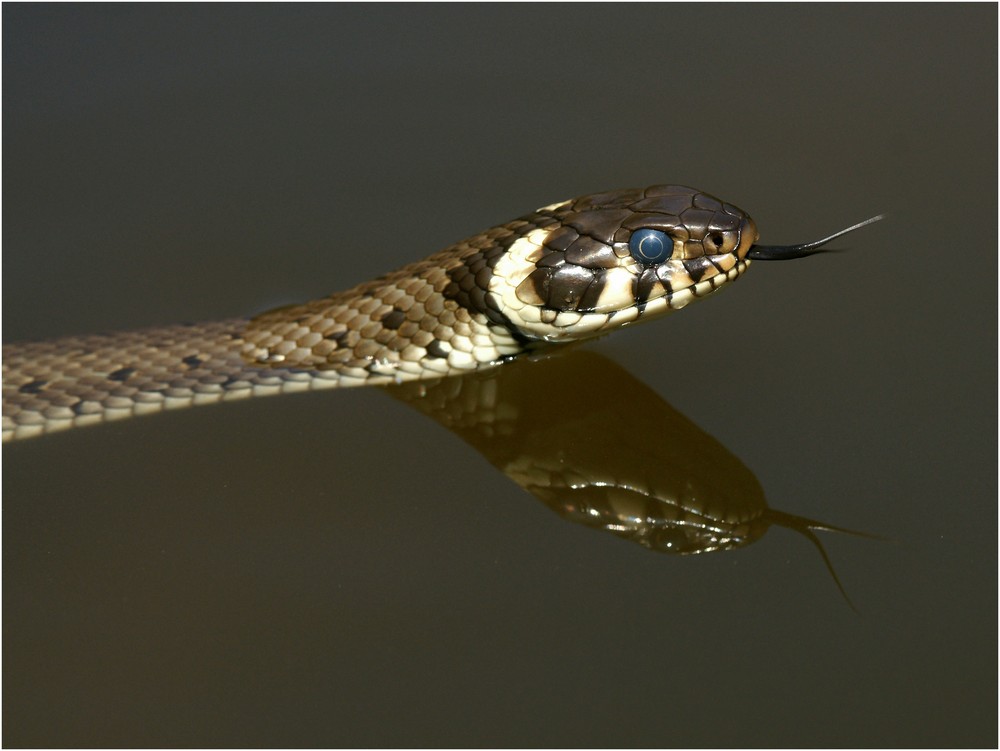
xmin=629 ymin=229 xmax=673 ymax=264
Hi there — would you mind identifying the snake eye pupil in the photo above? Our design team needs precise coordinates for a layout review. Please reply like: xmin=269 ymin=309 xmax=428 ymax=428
xmin=629 ymin=228 xmax=673 ymax=264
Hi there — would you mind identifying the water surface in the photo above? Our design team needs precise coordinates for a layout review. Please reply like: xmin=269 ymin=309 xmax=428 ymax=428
xmin=3 ymin=5 xmax=995 ymax=747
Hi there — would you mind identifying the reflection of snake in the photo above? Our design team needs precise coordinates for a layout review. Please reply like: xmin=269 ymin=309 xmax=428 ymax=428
xmin=391 ymin=350 xmax=871 ymax=605
xmin=2 ymin=185 xmax=880 ymax=441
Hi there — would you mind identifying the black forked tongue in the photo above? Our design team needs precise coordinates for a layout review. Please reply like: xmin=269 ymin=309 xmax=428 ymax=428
xmin=748 ymin=214 xmax=884 ymax=260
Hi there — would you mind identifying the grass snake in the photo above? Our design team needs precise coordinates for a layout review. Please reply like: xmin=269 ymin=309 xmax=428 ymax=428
xmin=2 ymin=185 xmax=880 ymax=442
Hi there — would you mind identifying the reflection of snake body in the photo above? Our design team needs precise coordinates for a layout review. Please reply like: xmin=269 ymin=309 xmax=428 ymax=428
xmin=393 ymin=350 xmax=774 ymax=555
xmin=391 ymin=350 xmax=868 ymax=603
xmin=2 ymin=185 xmax=878 ymax=442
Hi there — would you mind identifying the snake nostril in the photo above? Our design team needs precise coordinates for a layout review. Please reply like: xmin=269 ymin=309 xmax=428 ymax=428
xmin=708 ymin=232 xmax=725 ymax=250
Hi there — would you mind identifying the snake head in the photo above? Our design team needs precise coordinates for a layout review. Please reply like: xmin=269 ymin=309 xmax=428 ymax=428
xmin=489 ymin=185 xmax=759 ymax=343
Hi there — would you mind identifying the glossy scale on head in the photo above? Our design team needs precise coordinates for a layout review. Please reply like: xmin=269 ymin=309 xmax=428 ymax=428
xmin=488 ymin=185 xmax=759 ymax=343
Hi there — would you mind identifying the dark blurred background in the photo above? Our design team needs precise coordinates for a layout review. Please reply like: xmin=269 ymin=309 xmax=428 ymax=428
xmin=3 ymin=5 xmax=996 ymax=747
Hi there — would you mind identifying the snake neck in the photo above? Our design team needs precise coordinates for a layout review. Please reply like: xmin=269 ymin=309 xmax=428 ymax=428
xmin=1 ymin=220 xmax=558 ymax=442
xmin=240 ymin=210 xmax=566 ymax=378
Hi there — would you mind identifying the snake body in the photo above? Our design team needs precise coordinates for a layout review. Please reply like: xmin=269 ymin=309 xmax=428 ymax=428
xmin=4 ymin=185 xmax=759 ymax=441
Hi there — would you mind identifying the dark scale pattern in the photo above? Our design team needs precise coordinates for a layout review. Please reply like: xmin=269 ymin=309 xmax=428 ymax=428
xmin=379 ymin=308 xmax=407 ymax=330
xmin=425 ymin=340 xmax=449 ymax=359
xmin=108 ymin=367 xmax=136 ymax=381
xmin=18 ymin=380 xmax=47 ymax=394
xmin=3 ymin=319 xmax=332 ymax=440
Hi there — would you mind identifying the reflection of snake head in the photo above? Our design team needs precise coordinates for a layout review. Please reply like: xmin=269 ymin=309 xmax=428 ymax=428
xmin=527 ymin=479 xmax=770 ymax=556
xmin=391 ymin=350 xmax=876 ymax=606
xmin=395 ymin=349 xmax=776 ymax=558
xmin=490 ymin=185 xmax=760 ymax=343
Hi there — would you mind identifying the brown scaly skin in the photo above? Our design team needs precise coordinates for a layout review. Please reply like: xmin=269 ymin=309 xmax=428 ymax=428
xmin=5 ymin=185 xmax=878 ymax=442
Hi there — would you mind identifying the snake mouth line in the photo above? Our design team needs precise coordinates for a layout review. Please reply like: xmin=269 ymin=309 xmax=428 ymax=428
xmin=657 ymin=258 xmax=749 ymax=312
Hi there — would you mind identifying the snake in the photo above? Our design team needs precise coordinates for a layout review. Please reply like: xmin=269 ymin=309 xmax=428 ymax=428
xmin=2 ymin=185 xmax=880 ymax=442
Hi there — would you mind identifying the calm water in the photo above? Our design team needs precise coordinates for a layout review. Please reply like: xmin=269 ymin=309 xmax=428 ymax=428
xmin=3 ymin=5 xmax=995 ymax=747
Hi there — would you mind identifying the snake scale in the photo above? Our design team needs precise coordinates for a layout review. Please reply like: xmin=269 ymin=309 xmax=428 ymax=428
xmin=2 ymin=185 xmax=879 ymax=442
